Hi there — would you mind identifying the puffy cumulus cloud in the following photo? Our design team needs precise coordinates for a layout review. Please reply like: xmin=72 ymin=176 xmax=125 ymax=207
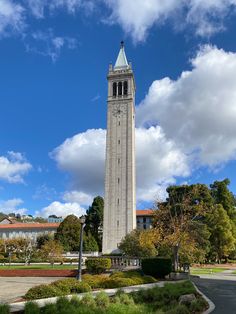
xmin=104 ymin=0 xmax=236 ymax=41
xmin=0 ymin=198 xmax=28 ymax=215
xmin=24 ymin=29 xmax=77 ymax=62
xmin=136 ymin=127 xmax=189 ymax=201
xmin=0 ymin=0 xmax=25 ymax=37
xmin=51 ymin=129 xmax=106 ymax=196
xmin=0 ymin=151 xmax=32 ymax=183
xmin=63 ymin=191 xmax=93 ymax=206
xmin=137 ymin=45 xmax=236 ymax=166
xmin=38 ymin=201 xmax=86 ymax=218
xmin=52 ymin=127 xmax=189 ymax=203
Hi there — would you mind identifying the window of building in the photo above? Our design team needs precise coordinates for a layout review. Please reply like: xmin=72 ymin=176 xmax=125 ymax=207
xmin=118 ymin=158 xmax=120 ymax=164
xmin=113 ymin=82 xmax=117 ymax=96
xmin=117 ymin=220 xmax=119 ymax=227
xmin=143 ymin=217 xmax=146 ymax=223
xmin=118 ymin=139 xmax=120 ymax=144
xmin=118 ymin=82 xmax=122 ymax=96
xmin=118 ymin=178 xmax=120 ymax=184
xmin=124 ymin=81 xmax=128 ymax=95
xmin=143 ymin=224 xmax=146 ymax=230
xmin=117 ymin=198 xmax=119 ymax=205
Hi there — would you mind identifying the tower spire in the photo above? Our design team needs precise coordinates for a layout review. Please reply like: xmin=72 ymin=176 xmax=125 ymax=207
xmin=114 ymin=41 xmax=129 ymax=70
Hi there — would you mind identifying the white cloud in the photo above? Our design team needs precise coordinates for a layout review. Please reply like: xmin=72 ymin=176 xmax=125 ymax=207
xmin=0 ymin=198 xmax=28 ymax=215
xmin=104 ymin=0 xmax=236 ymax=41
xmin=38 ymin=201 xmax=86 ymax=218
xmin=25 ymin=29 xmax=77 ymax=62
xmin=51 ymin=129 xmax=106 ymax=196
xmin=0 ymin=151 xmax=32 ymax=183
xmin=52 ymin=127 xmax=189 ymax=203
xmin=137 ymin=45 xmax=236 ymax=166
xmin=0 ymin=0 xmax=25 ymax=37
xmin=63 ymin=191 xmax=93 ymax=206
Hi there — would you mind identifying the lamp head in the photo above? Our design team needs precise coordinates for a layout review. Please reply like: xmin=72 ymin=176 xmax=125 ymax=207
xmin=80 ymin=215 xmax=86 ymax=224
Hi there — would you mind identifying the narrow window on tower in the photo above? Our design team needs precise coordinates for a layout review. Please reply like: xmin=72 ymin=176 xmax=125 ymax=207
xmin=113 ymin=82 xmax=117 ymax=97
xmin=118 ymin=178 xmax=120 ymax=184
xmin=118 ymin=139 xmax=120 ymax=144
xmin=118 ymin=82 xmax=122 ymax=96
xmin=118 ymin=121 xmax=120 ymax=126
xmin=124 ymin=81 xmax=128 ymax=95
xmin=118 ymin=158 xmax=120 ymax=164
xmin=117 ymin=198 xmax=119 ymax=205
xmin=117 ymin=220 xmax=119 ymax=227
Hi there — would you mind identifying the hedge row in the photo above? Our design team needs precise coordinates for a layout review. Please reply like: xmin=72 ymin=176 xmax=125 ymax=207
xmin=141 ymin=258 xmax=172 ymax=278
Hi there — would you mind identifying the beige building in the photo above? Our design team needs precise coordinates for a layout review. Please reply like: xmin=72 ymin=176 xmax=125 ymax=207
xmin=103 ymin=42 xmax=136 ymax=253
xmin=0 ymin=222 xmax=59 ymax=242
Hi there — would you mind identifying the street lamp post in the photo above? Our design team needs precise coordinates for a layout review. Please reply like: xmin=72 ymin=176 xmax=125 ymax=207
xmin=77 ymin=215 xmax=86 ymax=281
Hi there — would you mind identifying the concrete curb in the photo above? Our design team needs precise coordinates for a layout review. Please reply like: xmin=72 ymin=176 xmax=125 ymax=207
xmin=9 ymin=280 xmax=184 ymax=313
xmin=192 ymin=282 xmax=215 ymax=314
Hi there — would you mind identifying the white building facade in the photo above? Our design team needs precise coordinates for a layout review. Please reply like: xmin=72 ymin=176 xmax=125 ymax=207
xmin=102 ymin=42 xmax=136 ymax=253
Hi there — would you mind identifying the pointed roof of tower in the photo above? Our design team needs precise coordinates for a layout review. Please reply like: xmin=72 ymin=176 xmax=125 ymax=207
xmin=114 ymin=41 xmax=129 ymax=71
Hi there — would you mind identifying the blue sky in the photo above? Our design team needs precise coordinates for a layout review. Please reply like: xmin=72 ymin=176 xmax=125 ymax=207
xmin=1 ymin=0 xmax=236 ymax=217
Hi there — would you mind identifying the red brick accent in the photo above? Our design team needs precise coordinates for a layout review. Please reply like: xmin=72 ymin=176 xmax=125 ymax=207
xmin=0 ymin=269 xmax=77 ymax=277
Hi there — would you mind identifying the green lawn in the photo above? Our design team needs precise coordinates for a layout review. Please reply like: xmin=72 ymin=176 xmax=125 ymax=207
xmin=190 ymin=267 xmax=227 ymax=275
xmin=0 ymin=264 xmax=77 ymax=270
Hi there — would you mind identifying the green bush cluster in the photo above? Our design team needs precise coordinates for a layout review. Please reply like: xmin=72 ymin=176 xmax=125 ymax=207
xmin=25 ymin=270 xmax=157 ymax=300
xmin=25 ymin=280 xmax=91 ymax=300
xmin=85 ymin=258 xmax=111 ymax=274
xmin=142 ymin=258 xmax=172 ymax=278
xmin=23 ymin=281 xmax=207 ymax=314
xmin=0 ymin=304 xmax=10 ymax=314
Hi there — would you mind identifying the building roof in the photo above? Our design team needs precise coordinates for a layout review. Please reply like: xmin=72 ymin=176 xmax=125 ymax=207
xmin=0 ymin=223 xmax=60 ymax=230
xmin=136 ymin=209 xmax=154 ymax=216
xmin=114 ymin=41 xmax=129 ymax=71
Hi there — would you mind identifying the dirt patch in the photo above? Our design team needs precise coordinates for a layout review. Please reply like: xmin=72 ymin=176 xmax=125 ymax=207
xmin=0 ymin=269 xmax=77 ymax=277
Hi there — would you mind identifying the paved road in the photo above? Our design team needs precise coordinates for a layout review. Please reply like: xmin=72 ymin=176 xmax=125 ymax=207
xmin=192 ymin=275 xmax=236 ymax=314
xmin=0 ymin=277 xmax=65 ymax=304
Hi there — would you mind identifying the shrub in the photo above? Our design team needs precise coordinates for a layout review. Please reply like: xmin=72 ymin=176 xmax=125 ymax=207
xmin=25 ymin=284 xmax=64 ymax=300
xmin=52 ymin=278 xmax=91 ymax=294
xmin=82 ymin=274 xmax=107 ymax=288
xmin=110 ymin=270 xmax=157 ymax=285
xmin=86 ymin=258 xmax=111 ymax=274
xmin=100 ymin=278 xmax=136 ymax=289
xmin=40 ymin=303 xmax=57 ymax=314
xmin=95 ymin=291 xmax=110 ymax=308
xmin=24 ymin=302 xmax=40 ymax=314
xmin=80 ymin=293 xmax=96 ymax=308
xmin=142 ymin=258 xmax=172 ymax=278
xmin=119 ymin=293 xmax=135 ymax=306
xmin=166 ymin=304 xmax=190 ymax=314
xmin=189 ymin=298 xmax=208 ymax=312
xmin=0 ymin=304 xmax=10 ymax=314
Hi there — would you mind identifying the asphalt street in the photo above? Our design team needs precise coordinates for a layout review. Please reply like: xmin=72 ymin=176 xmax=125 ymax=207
xmin=192 ymin=276 xmax=236 ymax=314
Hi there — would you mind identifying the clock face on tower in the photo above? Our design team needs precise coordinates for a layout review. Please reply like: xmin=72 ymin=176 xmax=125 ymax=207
xmin=112 ymin=104 xmax=127 ymax=117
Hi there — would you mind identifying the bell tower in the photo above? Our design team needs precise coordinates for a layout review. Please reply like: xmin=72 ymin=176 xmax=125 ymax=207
xmin=102 ymin=42 xmax=136 ymax=253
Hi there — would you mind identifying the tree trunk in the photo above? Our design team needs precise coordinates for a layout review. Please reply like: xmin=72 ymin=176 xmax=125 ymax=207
xmin=173 ymin=244 xmax=179 ymax=272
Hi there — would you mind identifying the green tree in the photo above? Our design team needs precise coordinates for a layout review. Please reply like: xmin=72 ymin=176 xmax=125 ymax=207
xmin=118 ymin=229 xmax=159 ymax=257
xmin=210 ymin=179 xmax=236 ymax=220
xmin=83 ymin=232 xmax=99 ymax=252
xmin=207 ymin=204 xmax=235 ymax=263
xmin=36 ymin=234 xmax=53 ymax=249
xmin=40 ymin=239 xmax=64 ymax=266
xmin=85 ymin=196 xmax=104 ymax=251
xmin=153 ymin=184 xmax=212 ymax=270
xmin=55 ymin=215 xmax=81 ymax=251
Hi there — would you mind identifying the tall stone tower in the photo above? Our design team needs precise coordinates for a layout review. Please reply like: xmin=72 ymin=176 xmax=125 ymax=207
xmin=102 ymin=42 xmax=136 ymax=253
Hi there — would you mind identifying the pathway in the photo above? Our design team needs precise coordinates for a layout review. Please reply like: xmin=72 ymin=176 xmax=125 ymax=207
xmin=0 ymin=277 xmax=65 ymax=304
xmin=192 ymin=274 xmax=236 ymax=314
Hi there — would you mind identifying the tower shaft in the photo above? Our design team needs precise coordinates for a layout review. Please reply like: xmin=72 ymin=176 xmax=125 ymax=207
xmin=102 ymin=44 xmax=136 ymax=253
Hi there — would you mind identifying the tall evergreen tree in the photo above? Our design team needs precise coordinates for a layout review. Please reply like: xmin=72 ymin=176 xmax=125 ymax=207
xmin=85 ymin=196 xmax=104 ymax=251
